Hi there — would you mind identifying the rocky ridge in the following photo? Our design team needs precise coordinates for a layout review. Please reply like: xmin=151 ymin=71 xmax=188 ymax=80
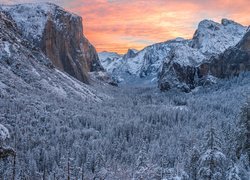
xmin=99 ymin=18 xmax=248 ymax=90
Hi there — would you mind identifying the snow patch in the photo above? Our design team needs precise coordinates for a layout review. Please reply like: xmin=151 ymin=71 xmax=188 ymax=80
xmin=3 ymin=42 xmax=11 ymax=57
xmin=0 ymin=124 xmax=10 ymax=141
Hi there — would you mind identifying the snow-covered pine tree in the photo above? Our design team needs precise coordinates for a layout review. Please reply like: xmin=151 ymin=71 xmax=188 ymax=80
xmin=227 ymin=164 xmax=241 ymax=180
xmin=93 ymin=151 xmax=107 ymax=179
xmin=236 ymin=99 xmax=250 ymax=164
xmin=198 ymin=126 xmax=227 ymax=180
xmin=234 ymin=99 xmax=250 ymax=179
xmin=0 ymin=123 xmax=15 ymax=179
xmin=238 ymin=154 xmax=250 ymax=180
xmin=135 ymin=145 xmax=149 ymax=179
xmin=0 ymin=124 xmax=15 ymax=159
xmin=189 ymin=146 xmax=200 ymax=180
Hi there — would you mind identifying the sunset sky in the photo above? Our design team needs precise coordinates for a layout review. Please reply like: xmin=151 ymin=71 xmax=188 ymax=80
xmin=2 ymin=0 xmax=250 ymax=53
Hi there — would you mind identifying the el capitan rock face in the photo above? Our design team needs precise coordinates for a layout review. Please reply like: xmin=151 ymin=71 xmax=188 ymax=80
xmin=0 ymin=11 xmax=103 ymax=102
xmin=0 ymin=3 xmax=103 ymax=83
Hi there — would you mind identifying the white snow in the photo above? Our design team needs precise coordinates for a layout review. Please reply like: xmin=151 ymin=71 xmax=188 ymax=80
xmin=0 ymin=81 xmax=7 ymax=89
xmin=98 ymin=51 xmax=122 ymax=61
xmin=40 ymin=79 xmax=67 ymax=97
xmin=165 ymin=43 xmax=206 ymax=66
xmin=0 ymin=3 xmax=78 ymax=42
xmin=1 ymin=3 xmax=56 ymax=41
xmin=0 ymin=124 xmax=10 ymax=141
xmin=3 ymin=42 xmax=11 ymax=57
xmin=192 ymin=19 xmax=247 ymax=55
xmin=31 ymin=68 xmax=41 ymax=77
xmin=55 ymin=69 xmax=104 ymax=102
xmin=98 ymin=51 xmax=123 ymax=73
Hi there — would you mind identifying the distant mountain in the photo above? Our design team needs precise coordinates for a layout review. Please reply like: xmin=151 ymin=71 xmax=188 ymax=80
xmin=0 ymin=3 xmax=103 ymax=83
xmin=99 ymin=19 xmax=247 ymax=88
xmin=159 ymin=21 xmax=250 ymax=92
xmin=98 ymin=51 xmax=122 ymax=73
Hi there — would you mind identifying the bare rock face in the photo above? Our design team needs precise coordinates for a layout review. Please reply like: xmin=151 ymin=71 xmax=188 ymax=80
xmin=158 ymin=42 xmax=205 ymax=92
xmin=158 ymin=61 xmax=196 ymax=92
xmin=0 ymin=3 xmax=103 ymax=83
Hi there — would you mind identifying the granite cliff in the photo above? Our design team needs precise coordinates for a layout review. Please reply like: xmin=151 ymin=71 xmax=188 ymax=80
xmin=0 ymin=3 xmax=103 ymax=83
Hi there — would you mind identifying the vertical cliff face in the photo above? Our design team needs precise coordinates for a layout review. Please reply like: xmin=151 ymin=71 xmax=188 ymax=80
xmin=198 ymin=30 xmax=250 ymax=79
xmin=0 ymin=3 xmax=103 ymax=83
xmin=0 ymin=11 xmax=103 ymax=102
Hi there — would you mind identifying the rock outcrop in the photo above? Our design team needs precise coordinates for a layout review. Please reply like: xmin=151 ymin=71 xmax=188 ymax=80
xmin=198 ymin=30 xmax=250 ymax=79
xmin=158 ymin=42 xmax=205 ymax=92
xmin=0 ymin=3 xmax=103 ymax=83
xmin=159 ymin=29 xmax=250 ymax=92
xmin=158 ymin=19 xmax=248 ymax=91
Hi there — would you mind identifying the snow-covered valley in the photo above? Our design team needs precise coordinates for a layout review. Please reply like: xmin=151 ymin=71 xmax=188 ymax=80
xmin=0 ymin=2 xmax=250 ymax=180
xmin=1 ymin=73 xmax=250 ymax=179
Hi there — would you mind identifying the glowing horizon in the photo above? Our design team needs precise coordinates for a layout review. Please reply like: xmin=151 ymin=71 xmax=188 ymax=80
xmin=2 ymin=0 xmax=250 ymax=53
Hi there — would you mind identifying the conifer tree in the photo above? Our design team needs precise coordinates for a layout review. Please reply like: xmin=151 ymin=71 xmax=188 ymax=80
xmin=198 ymin=126 xmax=226 ymax=180
xmin=236 ymin=100 xmax=250 ymax=164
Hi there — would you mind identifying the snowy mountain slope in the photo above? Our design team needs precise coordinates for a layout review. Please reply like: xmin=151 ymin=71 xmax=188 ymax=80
xmin=198 ymin=29 xmax=250 ymax=80
xmin=0 ymin=11 xmax=105 ymax=103
xmin=158 ymin=43 xmax=207 ymax=92
xmin=0 ymin=3 xmax=103 ymax=83
xmin=159 ymin=28 xmax=250 ymax=92
xmin=98 ymin=51 xmax=122 ymax=73
xmin=98 ymin=51 xmax=122 ymax=62
xmin=0 ymin=3 xmax=60 ymax=43
xmin=100 ymin=19 xmax=247 ymax=86
xmin=99 ymin=38 xmax=189 ymax=84
xmin=191 ymin=19 xmax=247 ymax=55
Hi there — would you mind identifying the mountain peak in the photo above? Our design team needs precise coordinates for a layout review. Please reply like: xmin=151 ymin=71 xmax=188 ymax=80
xmin=123 ymin=48 xmax=138 ymax=59
xmin=198 ymin=19 xmax=218 ymax=25
xmin=127 ymin=48 xmax=138 ymax=53
xmin=192 ymin=18 xmax=247 ymax=54
xmin=221 ymin=18 xmax=243 ymax=27
xmin=197 ymin=18 xmax=244 ymax=31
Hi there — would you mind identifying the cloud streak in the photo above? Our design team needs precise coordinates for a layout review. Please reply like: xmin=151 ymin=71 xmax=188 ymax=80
xmin=2 ymin=0 xmax=250 ymax=53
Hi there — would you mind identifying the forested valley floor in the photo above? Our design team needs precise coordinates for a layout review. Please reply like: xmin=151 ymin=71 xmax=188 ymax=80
xmin=0 ymin=73 xmax=250 ymax=179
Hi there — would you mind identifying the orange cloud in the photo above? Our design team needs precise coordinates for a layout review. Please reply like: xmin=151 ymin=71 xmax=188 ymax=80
xmin=2 ymin=0 xmax=250 ymax=53
xmin=65 ymin=0 xmax=250 ymax=53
